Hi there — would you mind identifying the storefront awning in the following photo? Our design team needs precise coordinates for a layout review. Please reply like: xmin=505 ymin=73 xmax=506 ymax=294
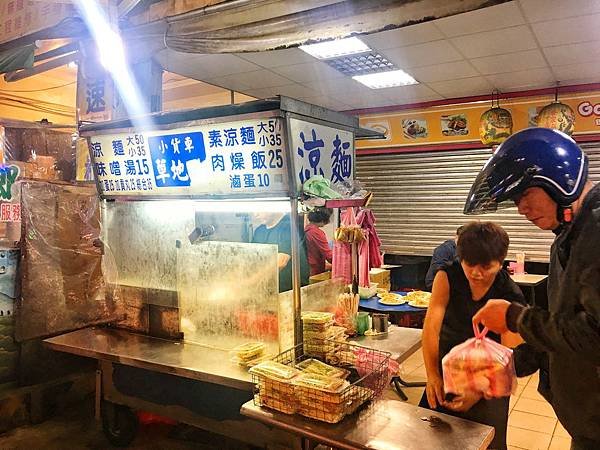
xmin=0 ymin=43 xmax=35 ymax=74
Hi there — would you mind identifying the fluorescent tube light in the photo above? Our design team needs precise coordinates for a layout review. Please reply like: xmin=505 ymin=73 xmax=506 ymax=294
xmin=299 ymin=37 xmax=370 ymax=59
xmin=352 ymin=70 xmax=418 ymax=89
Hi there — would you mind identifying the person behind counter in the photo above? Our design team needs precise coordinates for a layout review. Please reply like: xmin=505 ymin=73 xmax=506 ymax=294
xmin=251 ymin=212 xmax=310 ymax=292
xmin=424 ymin=225 xmax=465 ymax=291
xmin=420 ymin=221 xmax=524 ymax=450
xmin=304 ymin=207 xmax=334 ymax=276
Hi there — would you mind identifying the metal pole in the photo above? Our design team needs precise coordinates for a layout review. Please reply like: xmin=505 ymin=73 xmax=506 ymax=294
xmin=290 ymin=196 xmax=302 ymax=346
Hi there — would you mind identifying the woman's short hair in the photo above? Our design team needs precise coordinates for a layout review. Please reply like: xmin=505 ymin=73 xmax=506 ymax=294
xmin=457 ymin=221 xmax=509 ymax=265
xmin=308 ymin=207 xmax=333 ymax=225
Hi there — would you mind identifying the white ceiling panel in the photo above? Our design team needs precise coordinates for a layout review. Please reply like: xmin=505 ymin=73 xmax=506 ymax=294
xmin=268 ymin=83 xmax=322 ymax=99
xmin=428 ymin=76 xmax=493 ymax=98
xmin=532 ymin=14 xmax=600 ymax=47
xmin=181 ymin=53 xmax=263 ymax=78
xmin=242 ymin=87 xmax=280 ymax=99
xmin=155 ymin=3 xmax=600 ymax=112
xmin=450 ymin=26 xmax=537 ymax=59
xmin=485 ymin=67 xmax=555 ymax=90
xmin=519 ymin=0 xmax=600 ymax=23
xmin=235 ymin=48 xmax=315 ymax=68
xmin=470 ymin=49 xmax=547 ymax=75
xmin=409 ymin=60 xmax=478 ymax=83
xmin=382 ymin=84 xmax=443 ymax=102
xmin=434 ymin=1 xmax=525 ymax=37
xmin=361 ymin=22 xmax=445 ymax=50
xmin=205 ymin=73 xmax=253 ymax=92
xmin=222 ymin=69 xmax=292 ymax=89
xmin=298 ymin=96 xmax=353 ymax=111
xmin=302 ymin=77 xmax=366 ymax=96
xmin=384 ymin=40 xmax=463 ymax=69
xmin=270 ymin=61 xmax=344 ymax=83
xmin=543 ymin=41 xmax=600 ymax=66
xmin=552 ymin=61 xmax=600 ymax=83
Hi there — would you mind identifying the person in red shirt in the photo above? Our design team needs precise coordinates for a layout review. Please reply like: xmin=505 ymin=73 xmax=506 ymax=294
xmin=304 ymin=207 xmax=333 ymax=276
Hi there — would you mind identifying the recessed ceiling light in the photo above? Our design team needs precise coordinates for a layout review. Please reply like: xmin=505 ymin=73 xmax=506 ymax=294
xmin=352 ymin=70 xmax=418 ymax=89
xmin=299 ymin=37 xmax=370 ymax=60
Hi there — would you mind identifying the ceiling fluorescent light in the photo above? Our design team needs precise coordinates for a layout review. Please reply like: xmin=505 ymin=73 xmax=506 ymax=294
xmin=352 ymin=70 xmax=418 ymax=89
xmin=299 ymin=37 xmax=370 ymax=59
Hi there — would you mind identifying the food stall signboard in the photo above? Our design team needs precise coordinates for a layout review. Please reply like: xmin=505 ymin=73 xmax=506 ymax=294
xmin=289 ymin=118 xmax=354 ymax=191
xmin=88 ymin=117 xmax=289 ymax=197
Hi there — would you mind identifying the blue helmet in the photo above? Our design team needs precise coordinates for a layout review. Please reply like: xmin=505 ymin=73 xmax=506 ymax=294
xmin=464 ymin=127 xmax=588 ymax=214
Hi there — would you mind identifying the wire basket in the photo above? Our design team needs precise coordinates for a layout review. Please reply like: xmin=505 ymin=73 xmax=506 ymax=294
xmin=252 ymin=340 xmax=391 ymax=423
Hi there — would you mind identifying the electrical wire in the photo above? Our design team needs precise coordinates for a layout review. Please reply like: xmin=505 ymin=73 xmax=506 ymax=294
xmin=0 ymin=81 xmax=76 ymax=93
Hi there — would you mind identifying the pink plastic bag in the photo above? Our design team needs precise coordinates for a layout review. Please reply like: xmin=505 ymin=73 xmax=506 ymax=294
xmin=442 ymin=324 xmax=517 ymax=399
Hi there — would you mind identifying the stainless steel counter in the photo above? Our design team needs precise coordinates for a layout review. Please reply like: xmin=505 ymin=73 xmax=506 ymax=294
xmin=350 ymin=325 xmax=422 ymax=364
xmin=241 ymin=398 xmax=494 ymax=450
xmin=44 ymin=327 xmax=253 ymax=391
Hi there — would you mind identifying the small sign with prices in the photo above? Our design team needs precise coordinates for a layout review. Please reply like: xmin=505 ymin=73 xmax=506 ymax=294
xmin=88 ymin=117 xmax=289 ymax=197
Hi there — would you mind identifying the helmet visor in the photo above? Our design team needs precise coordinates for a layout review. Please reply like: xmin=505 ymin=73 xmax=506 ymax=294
xmin=463 ymin=156 xmax=535 ymax=215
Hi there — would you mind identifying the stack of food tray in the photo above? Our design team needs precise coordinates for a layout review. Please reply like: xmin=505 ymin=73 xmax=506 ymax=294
xmin=301 ymin=311 xmax=346 ymax=358
xmin=250 ymin=341 xmax=390 ymax=424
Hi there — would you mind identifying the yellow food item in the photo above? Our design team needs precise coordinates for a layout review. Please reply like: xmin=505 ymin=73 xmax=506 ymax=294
xmin=296 ymin=358 xmax=350 ymax=379
xmin=405 ymin=290 xmax=431 ymax=306
xmin=249 ymin=361 xmax=300 ymax=381
xmin=301 ymin=311 xmax=335 ymax=324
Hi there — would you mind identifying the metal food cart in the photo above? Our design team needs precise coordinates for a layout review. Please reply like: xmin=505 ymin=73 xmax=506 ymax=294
xmin=44 ymin=96 xmax=364 ymax=447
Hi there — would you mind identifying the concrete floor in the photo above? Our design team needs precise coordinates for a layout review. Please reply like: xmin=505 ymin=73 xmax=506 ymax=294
xmin=0 ymin=397 xmax=254 ymax=450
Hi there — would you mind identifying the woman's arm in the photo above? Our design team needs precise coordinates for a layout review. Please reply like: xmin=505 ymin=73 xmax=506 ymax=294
xmin=422 ymin=270 xmax=450 ymax=408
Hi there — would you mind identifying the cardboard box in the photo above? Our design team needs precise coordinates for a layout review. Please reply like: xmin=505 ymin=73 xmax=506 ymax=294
xmin=370 ymin=268 xmax=390 ymax=291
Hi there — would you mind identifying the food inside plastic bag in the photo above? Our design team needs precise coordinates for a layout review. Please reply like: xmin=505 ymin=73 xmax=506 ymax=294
xmin=442 ymin=324 xmax=517 ymax=399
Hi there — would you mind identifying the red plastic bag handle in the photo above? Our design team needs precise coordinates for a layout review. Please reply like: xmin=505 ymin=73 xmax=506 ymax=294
xmin=473 ymin=322 xmax=489 ymax=340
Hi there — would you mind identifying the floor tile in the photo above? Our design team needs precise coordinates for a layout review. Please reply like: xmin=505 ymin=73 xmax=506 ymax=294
xmin=507 ymin=426 xmax=552 ymax=450
xmin=520 ymin=386 xmax=547 ymax=402
xmin=553 ymin=421 xmax=571 ymax=438
xmin=518 ymin=375 xmax=532 ymax=386
xmin=508 ymin=410 xmax=557 ymax=434
xmin=514 ymin=383 xmax=525 ymax=396
xmin=548 ymin=435 xmax=571 ymax=450
xmin=513 ymin=398 xmax=557 ymax=418
xmin=405 ymin=364 xmax=427 ymax=379
xmin=509 ymin=396 xmax=518 ymax=413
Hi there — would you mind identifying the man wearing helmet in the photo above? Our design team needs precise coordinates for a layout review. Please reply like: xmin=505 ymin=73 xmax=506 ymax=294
xmin=464 ymin=128 xmax=600 ymax=450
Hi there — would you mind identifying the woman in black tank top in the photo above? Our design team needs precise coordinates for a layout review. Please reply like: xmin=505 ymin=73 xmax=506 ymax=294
xmin=420 ymin=222 xmax=525 ymax=450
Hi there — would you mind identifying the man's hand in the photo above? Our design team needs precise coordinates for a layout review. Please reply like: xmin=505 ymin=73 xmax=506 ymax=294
xmin=426 ymin=374 xmax=445 ymax=409
xmin=443 ymin=390 xmax=482 ymax=412
xmin=472 ymin=299 xmax=511 ymax=334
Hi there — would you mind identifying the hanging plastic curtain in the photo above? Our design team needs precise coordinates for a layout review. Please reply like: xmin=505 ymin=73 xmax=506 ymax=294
xmin=479 ymin=89 xmax=513 ymax=146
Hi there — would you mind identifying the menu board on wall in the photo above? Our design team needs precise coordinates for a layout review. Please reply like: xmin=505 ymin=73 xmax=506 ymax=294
xmin=88 ymin=117 xmax=289 ymax=197
xmin=358 ymin=91 xmax=600 ymax=150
